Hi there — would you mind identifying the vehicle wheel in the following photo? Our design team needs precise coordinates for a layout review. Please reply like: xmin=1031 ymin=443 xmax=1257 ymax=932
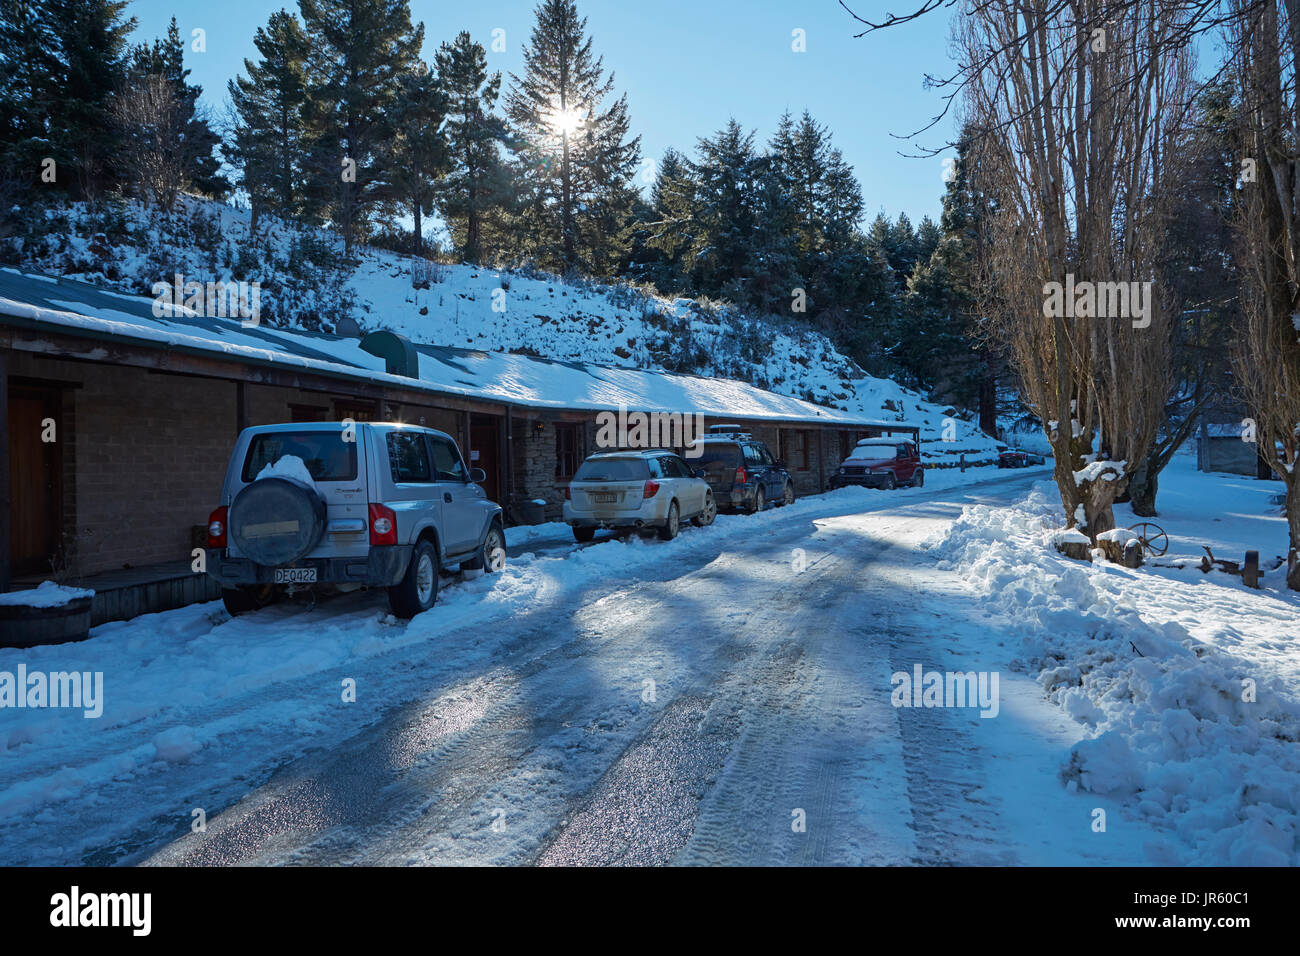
xmin=692 ymin=492 xmax=717 ymax=527
xmin=462 ymin=521 xmax=506 ymax=572
xmin=749 ymin=487 xmax=765 ymax=514
xmin=883 ymin=473 xmax=897 ymax=490
xmin=389 ymin=540 xmax=439 ymax=619
xmin=221 ymin=585 xmax=274 ymax=617
xmin=658 ymin=501 xmax=680 ymax=540
xmin=779 ymin=482 xmax=795 ymax=506
xmin=914 ymin=469 xmax=924 ymax=488
xmin=573 ymin=526 xmax=596 ymax=543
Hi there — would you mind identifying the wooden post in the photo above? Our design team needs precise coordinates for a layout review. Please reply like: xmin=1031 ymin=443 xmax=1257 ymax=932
xmin=0 ymin=350 xmax=9 ymax=593
xmin=504 ymin=407 xmax=513 ymax=504
xmin=817 ymin=428 xmax=826 ymax=492
xmin=236 ymin=380 xmax=251 ymax=434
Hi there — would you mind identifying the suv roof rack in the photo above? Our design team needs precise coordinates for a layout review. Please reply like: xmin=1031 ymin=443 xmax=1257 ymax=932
xmin=705 ymin=424 xmax=752 ymax=439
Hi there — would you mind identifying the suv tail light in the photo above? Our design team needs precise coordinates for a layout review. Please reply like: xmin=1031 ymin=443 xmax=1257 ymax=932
xmin=369 ymin=503 xmax=398 ymax=546
xmin=642 ymin=479 xmax=660 ymax=499
xmin=565 ymin=485 xmax=571 ymax=500
xmin=734 ymin=466 xmax=747 ymax=485
xmin=207 ymin=506 xmax=227 ymax=548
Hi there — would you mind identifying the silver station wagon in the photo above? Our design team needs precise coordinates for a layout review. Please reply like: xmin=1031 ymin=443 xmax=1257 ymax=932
xmin=563 ymin=449 xmax=716 ymax=543
xmin=206 ymin=422 xmax=505 ymax=619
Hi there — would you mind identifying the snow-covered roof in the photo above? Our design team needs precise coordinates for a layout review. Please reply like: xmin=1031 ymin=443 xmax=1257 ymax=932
xmin=0 ymin=268 xmax=903 ymax=429
xmin=1202 ymin=423 xmax=1246 ymax=439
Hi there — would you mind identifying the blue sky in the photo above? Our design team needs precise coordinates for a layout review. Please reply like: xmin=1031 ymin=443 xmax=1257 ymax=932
xmin=126 ymin=0 xmax=960 ymax=224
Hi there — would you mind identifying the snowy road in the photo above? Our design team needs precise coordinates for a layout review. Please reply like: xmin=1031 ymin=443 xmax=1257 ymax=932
xmin=2 ymin=468 xmax=1162 ymax=866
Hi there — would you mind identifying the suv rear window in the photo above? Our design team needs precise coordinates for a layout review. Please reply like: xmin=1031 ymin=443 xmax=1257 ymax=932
xmin=693 ymin=443 xmax=741 ymax=468
xmin=849 ymin=442 xmax=902 ymax=460
xmin=242 ymin=430 xmax=358 ymax=482
xmin=574 ymin=457 xmax=651 ymax=481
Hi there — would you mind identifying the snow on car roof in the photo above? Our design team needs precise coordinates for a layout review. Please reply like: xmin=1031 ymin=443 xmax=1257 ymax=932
xmin=0 ymin=268 xmax=906 ymax=430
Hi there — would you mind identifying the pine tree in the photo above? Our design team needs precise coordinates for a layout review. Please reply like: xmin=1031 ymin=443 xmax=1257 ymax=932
xmin=690 ymin=119 xmax=761 ymax=298
xmin=299 ymin=0 xmax=424 ymax=254
xmin=46 ymin=0 xmax=136 ymax=198
xmin=506 ymin=0 xmax=640 ymax=274
xmin=635 ymin=147 xmax=698 ymax=291
xmin=0 ymin=0 xmax=61 ymax=182
xmin=389 ymin=63 xmax=448 ymax=255
xmin=901 ymin=132 xmax=996 ymax=420
xmin=434 ymin=31 xmax=514 ymax=264
xmin=767 ymin=110 xmax=866 ymax=319
xmin=228 ymin=10 xmax=312 ymax=228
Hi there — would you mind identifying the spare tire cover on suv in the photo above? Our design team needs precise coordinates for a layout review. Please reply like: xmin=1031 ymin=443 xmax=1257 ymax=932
xmin=229 ymin=476 xmax=327 ymax=566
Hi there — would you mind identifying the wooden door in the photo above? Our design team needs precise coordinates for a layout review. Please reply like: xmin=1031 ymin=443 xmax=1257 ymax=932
xmin=469 ymin=415 xmax=502 ymax=503
xmin=8 ymin=386 xmax=63 ymax=575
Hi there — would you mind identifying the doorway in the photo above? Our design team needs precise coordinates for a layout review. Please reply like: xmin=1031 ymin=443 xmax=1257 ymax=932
xmin=8 ymin=384 xmax=64 ymax=575
xmin=469 ymin=414 xmax=503 ymax=503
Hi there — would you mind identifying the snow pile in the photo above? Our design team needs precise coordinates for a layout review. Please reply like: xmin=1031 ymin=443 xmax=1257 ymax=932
xmin=254 ymin=455 xmax=317 ymax=489
xmin=1073 ymin=459 xmax=1125 ymax=484
xmin=929 ymin=479 xmax=1300 ymax=865
xmin=0 ymin=581 xmax=94 ymax=608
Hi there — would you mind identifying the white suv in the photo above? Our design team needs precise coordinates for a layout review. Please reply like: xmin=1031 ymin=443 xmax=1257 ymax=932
xmin=563 ymin=449 xmax=716 ymax=543
xmin=206 ymin=422 xmax=505 ymax=618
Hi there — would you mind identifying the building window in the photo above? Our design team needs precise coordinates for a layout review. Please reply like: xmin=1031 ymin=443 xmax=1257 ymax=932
xmin=289 ymin=403 xmax=329 ymax=422
xmin=555 ymin=422 xmax=585 ymax=479
xmin=796 ymin=430 xmax=811 ymax=470
xmin=334 ymin=400 xmax=375 ymax=422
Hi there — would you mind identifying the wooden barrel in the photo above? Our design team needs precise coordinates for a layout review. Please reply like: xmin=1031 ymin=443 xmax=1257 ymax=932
xmin=0 ymin=596 xmax=94 ymax=648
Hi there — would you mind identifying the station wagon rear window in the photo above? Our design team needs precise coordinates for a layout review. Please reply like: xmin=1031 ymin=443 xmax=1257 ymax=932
xmin=242 ymin=431 xmax=358 ymax=482
xmin=574 ymin=457 xmax=651 ymax=481
xmin=693 ymin=443 xmax=741 ymax=467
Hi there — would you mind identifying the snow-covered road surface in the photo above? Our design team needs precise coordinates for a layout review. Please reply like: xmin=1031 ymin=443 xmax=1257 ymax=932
xmin=0 ymin=467 xmax=1207 ymax=865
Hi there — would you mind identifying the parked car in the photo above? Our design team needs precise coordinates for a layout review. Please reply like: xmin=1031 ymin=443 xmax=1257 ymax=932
xmin=829 ymin=438 xmax=924 ymax=490
xmin=563 ymin=449 xmax=716 ymax=542
xmin=997 ymin=449 xmax=1046 ymax=468
xmin=206 ymin=422 xmax=504 ymax=619
xmin=685 ymin=425 xmax=796 ymax=513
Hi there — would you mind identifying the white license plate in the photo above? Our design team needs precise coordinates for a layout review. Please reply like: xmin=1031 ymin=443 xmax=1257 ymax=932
xmin=591 ymin=493 xmax=618 ymax=504
xmin=274 ymin=567 xmax=317 ymax=584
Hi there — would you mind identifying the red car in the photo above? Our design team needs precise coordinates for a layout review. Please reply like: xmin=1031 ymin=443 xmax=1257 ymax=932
xmin=830 ymin=438 xmax=924 ymax=490
xmin=997 ymin=449 xmax=1046 ymax=468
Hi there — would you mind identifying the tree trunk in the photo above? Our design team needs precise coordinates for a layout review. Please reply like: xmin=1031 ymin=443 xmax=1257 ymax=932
xmin=561 ymin=130 xmax=575 ymax=270
xmin=1287 ymin=477 xmax=1300 ymax=590
xmin=1128 ymin=458 xmax=1158 ymax=517
xmin=413 ymin=200 xmax=422 ymax=256
xmin=978 ymin=362 xmax=998 ymax=437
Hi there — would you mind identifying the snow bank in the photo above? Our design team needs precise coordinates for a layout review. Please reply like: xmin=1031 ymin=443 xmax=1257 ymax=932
xmin=928 ymin=479 xmax=1300 ymax=865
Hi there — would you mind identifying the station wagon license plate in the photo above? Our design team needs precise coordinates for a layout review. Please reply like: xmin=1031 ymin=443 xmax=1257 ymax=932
xmin=274 ymin=567 xmax=316 ymax=584
xmin=591 ymin=493 xmax=618 ymax=504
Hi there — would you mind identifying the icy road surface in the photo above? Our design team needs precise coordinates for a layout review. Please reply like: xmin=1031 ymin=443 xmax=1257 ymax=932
xmin=1 ymin=468 xmax=1162 ymax=865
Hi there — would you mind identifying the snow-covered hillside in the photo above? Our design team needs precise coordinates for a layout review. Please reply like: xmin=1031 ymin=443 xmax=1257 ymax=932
xmin=4 ymin=195 xmax=1002 ymax=454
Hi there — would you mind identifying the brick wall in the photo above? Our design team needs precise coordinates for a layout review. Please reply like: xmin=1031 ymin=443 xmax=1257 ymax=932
xmin=9 ymin=354 xmax=236 ymax=576
xmin=7 ymin=347 xmax=856 ymax=571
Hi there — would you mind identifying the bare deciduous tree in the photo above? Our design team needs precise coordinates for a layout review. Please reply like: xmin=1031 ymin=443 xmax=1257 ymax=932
xmin=961 ymin=0 xmax=1192 ymax=540
xmin=1227 ymin=0 xmax=1300 ymax=587
xmin=111 ymin=74 xmax=191 ymax=212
